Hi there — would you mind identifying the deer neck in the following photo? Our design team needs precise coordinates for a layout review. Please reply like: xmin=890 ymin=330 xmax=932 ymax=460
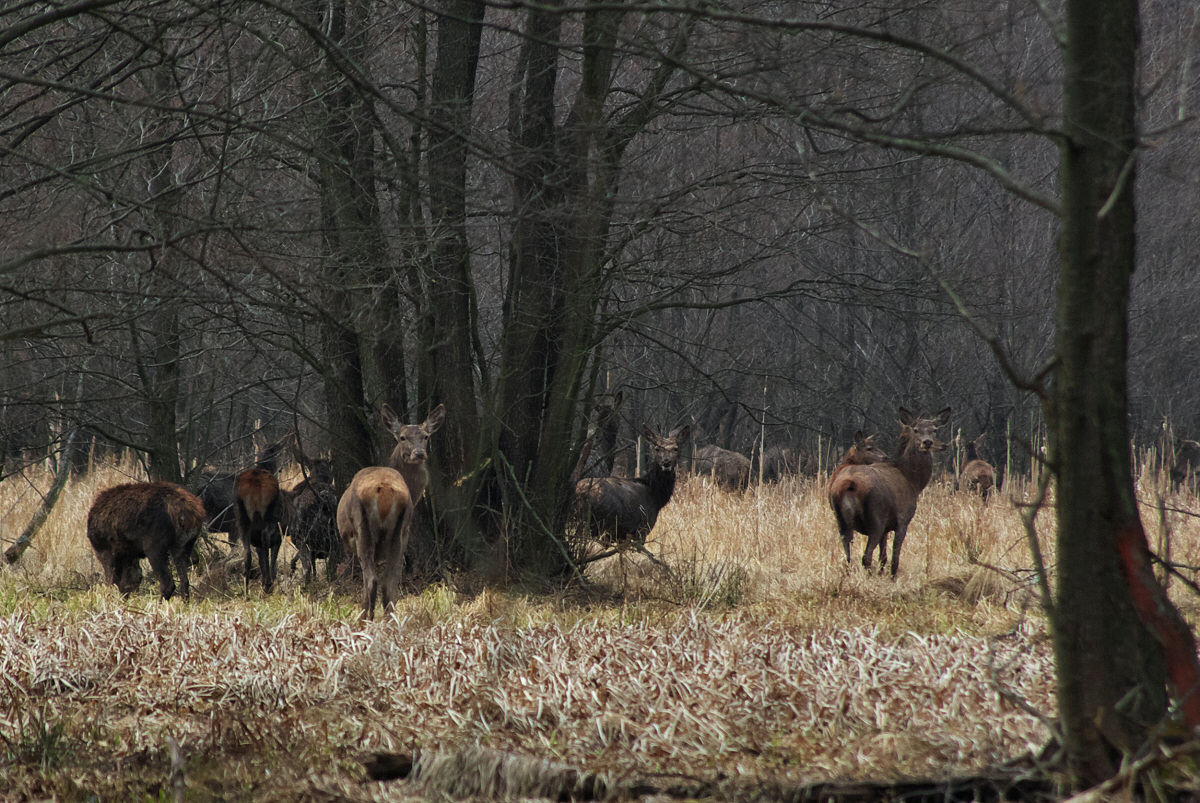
xmin=894 ymin=434 xmax=933 ymax=494
xmin=641 ymin=461 xmax=677 ymax=505
xmin=395 ymin=461 xmax=430 ymax=502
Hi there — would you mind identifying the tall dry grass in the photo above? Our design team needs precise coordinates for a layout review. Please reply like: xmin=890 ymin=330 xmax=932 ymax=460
xmin=0 ymin=456 xmax=1197 ymax=801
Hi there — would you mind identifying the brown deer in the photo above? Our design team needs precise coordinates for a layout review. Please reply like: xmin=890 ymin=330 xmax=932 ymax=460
xmin=574 ymin=424 xmax=691 ymax=542
xmin=959 ymin=434 xmax=996 ymax=498
xmin=87 ymin=482 xmax=207 ymax=600
xmin=337 ymin=466 xmax=413 ymax=620
xmin=382 ymin=403 xmax=446 ymax=506
xmin=829 ymin=407 xmax=950 ymax=577
xmin=235 ymin=467 xmax=285 ymax=593
xmin=692 ymin=444 xmax=752 ymax=491
xmin=829 ymin=431 xmax=889 ymax=481
xmin=286 ymin=446 xmax=339 ymax=584
xmin=193 ymin=435 xmax=285 ymax=542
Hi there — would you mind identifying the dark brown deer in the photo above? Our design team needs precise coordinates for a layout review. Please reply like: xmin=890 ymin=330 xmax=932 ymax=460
xmin=87 ymin=481 xmax=207 ymax=600
xmin=194 ymin=435 xmax=285 ymax=542
xmin=337 ymin=466 xmax=413 ymax=620
xmin=829 ymin=408 xmax=950 ymax=577
xmin=382 ymin=403 xmax=446 ymax=506
xmin=960 ymin=434 xmax=996 ymax=498
xmin=692 ymin=444 xmax=752 ymax=491
xmin=286 ymin=446 xmax=339 ymax=584
xmin=574 ymin=424 xmax=691 ymax=542
xmin=235 ymin=467 xmax=285 ymax=593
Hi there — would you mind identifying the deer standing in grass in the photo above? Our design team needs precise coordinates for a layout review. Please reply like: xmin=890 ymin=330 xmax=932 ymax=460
xmin=574 ymin=424 xmax=691 ymax=543
xmin=960 ymin=434 xmax=996 ymax=498
xmin=236 ymin=467 xmax=285 ymax=593
xmin=339 ymin=404 xmax=445 ymax=620
xmin=829 ymin=408 xmax=950 ymax=577
xmin=87 ymin=482 xmax=207 ymax=600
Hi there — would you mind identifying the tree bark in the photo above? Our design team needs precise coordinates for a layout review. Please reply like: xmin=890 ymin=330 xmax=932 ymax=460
xmin=1052 ymin=0 xmax=1179 ymax=786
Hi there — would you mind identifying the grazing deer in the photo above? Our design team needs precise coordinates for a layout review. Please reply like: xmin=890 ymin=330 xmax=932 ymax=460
xmin=960 ymin=434 xmax=996 ymax=498
xmin=87 ymin=482 xmax=207 ymax=600
xmin=338 ymin=466 xmax=413 ymax=620
xmin=286 ymin=446 xmax=340 ymax=584
xmin=692 ymin=444 xmax=752 ymax=491
xmin=382 ymin=403 xmax=446 ymax=506
xmin=574 ymin=424 xmax=691 ymax=542
xmin=1171 ymin=440 xmax=1200 ymax=491
xmin=829 ymin=408 xmax=950 ymax=577
xmin=235 ymin=467 xmax=285 ymax=593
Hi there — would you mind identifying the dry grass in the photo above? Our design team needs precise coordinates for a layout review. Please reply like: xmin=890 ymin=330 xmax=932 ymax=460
xmin=1 ymin=459 xmax=1198 ymax=801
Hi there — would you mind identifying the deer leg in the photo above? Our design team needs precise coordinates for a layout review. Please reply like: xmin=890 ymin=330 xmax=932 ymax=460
xmin=171 ymin=546 xmax=192 ymax=602
xmin=243 ymin=533 xmax=254 ymax=593
xmin=257 ymin=539 xmax=275 ymax=593
xmin=889 ymin=523 xmax=909 ymax=578
xmin=146 ymin=547 xmax=176 ymax=601
xmin=356 ymin=535 xmax=379 ymax=621
xmin=862 ymin=529 xmax=884 ymax=572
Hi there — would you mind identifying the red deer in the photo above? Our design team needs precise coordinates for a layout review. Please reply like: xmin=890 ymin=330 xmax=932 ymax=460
xmin=235 ymin=467 xmax=285 ymax=593
xmin=829 ymin=431 xmax=889 ymax=481
xmin=692 ymin=444 xmax=752 ymax=491
xmin=87 ymin=482 xmax=207 ymax=600
xmin=1171 ymin=440 xmax=1200 ymax=491
xmin=286 ymin=447 xmax=339 ymax=584
xmin=829 ymin=408 xmax=950 ymax=577
xmin=574 ymin=424 xmax=691 ymax=542
xmin=382 ymin=403 xmax=446 ymax=506
xmin=337 ymin=466 xmax=413 ymax=620
xmin=193 ymin=436 xmax=284 ymax=542
xmin=959 ymin=434 xmax=996 ymax=498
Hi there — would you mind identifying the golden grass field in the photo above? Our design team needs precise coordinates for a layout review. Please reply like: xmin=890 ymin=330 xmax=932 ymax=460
xmin=1 ymin=454 xmax=1198 ymax=801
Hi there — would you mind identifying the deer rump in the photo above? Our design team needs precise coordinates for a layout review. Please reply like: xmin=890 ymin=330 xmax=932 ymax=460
xmin=829 ymin=463 xmax=918 ymax=571
xmin=338 ymin=467 xmax=413 ymax=620
xmin=574 ymin=477 xmax=659 ymax=542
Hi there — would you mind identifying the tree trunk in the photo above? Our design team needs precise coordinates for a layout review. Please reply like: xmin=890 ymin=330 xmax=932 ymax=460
xmin=308 ymin=0 xmax=392 ymax=486
xmin=1052 ymin=0 xmax=1174 ymax=786
xmin=421 ymin=0 xmax=487 ymax=560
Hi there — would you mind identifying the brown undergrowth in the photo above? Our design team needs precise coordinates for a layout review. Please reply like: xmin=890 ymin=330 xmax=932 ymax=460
xmin=1 ymin=458 xmax=1198 ymax=801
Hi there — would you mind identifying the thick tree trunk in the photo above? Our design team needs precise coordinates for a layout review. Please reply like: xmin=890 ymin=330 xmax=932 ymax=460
xmin=421 ymin=0 xmax=487 ymax=561
xmin=312 ymin=0 xmax=391 ymax=486
xmin=1052 ymin=0 xmax=1175 ymax=786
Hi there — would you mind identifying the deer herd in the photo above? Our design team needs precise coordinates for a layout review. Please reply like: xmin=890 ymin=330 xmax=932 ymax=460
xmin=86 ymin=399 xmax=1010 ymax=614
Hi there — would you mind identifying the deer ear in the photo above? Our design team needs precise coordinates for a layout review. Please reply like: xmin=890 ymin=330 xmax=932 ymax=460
xmin=381 ymin=404 xmax=401 ymax=434
xmin=641 ymin=424 xmax=660 ymax=443
xmin=423 ymin=404 xmax=446 ymax=433
xmin=935 ymin=407 xmax=951 ymax=425
xmin=612 ymin=390 xmax=624 ymax=407
xmin=854 ymin=430 xmax=866 ymax=442
xmin=672 ymin=425 xmax=691 ymax=444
